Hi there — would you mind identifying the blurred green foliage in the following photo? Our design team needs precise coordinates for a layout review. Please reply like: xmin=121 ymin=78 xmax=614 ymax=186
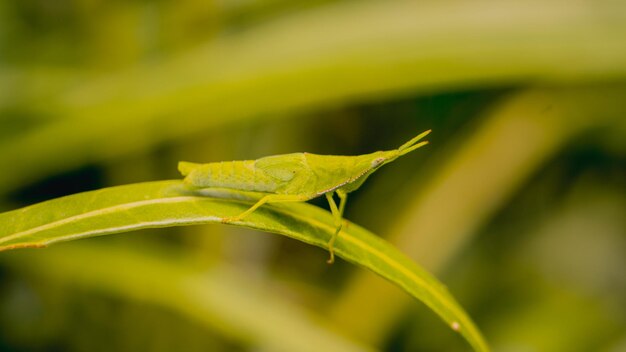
xmin=1 ymin=0 xmax=625 ymax=351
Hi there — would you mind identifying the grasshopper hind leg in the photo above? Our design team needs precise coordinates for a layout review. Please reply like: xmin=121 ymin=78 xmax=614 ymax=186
xmin=222 ymin=194 xmax=309 ymax=223
xmin=222 ymin=195 xmax=271 ymax=223
xmin=325 ymin=190 xmax=348 ymax=264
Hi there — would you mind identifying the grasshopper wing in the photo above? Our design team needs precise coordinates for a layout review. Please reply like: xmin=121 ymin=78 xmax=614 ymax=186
xmin=255 ymin=153 xmax=318 ymax=195
xmin=254 ymin=153 xmax=306 ymax=181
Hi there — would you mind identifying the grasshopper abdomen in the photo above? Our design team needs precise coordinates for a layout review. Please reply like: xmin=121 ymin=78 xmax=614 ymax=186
xmin=180 ymin=160 xmax=280 ymax=193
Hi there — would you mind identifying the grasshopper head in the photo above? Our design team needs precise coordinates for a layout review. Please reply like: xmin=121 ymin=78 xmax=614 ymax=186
xmin=368 ymin=129 xmax=431 ymax=170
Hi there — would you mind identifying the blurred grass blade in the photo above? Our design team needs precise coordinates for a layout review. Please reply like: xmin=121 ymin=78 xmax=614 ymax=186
xmin=329 ymin=86 xmax=626 ymax=343
xmin=2 ymin=0 xmax=626 ymax=193
xmin=0 ymin=180 xmax=489 ymax=351
xmin=0 ymin=242 xmax=372 ymax=352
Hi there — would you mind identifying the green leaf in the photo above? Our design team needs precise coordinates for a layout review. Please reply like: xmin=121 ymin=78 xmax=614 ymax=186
xmin=0 ymin=180 xmax=489 ymax=351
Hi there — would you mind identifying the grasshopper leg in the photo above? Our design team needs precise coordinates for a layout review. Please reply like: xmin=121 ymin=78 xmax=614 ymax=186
xmin=325 ymin=190 xmax=347 ymax=264
xmin=223 ymin=194 xmax=309 ymax=223
xmin=223 ymin=195 xmax=271 ymax=223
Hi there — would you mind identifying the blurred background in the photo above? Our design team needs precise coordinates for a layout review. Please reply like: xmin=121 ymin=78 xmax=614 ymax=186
xmin=1 ymin=0 xmax=625 ymax=351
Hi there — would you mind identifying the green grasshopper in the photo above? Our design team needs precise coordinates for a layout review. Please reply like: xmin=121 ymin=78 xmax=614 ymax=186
xmin=179 ymin=129 xmax=431 ymax=263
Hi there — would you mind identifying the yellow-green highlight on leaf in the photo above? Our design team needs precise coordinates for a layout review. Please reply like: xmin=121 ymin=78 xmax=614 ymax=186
xmin=3 ymin=0 xmax=626 ymax=194
xmin=0 ymin=180 xmax=488 ymax=351
xmin=328 ymin=86 xmax=626 ymax=344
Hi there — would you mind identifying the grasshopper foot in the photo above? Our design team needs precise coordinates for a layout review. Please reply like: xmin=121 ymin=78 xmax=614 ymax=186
xmin=221 ymin=215 xmax=241 ymax=223
xmin=327 ymin=248 xmax=335 ymax=264
xmin=326 ymin=226 xmax=340 ymax=265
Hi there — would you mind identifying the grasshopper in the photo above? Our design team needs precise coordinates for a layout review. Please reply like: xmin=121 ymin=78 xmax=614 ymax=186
xmin=179 ymin=130 xmax=431 ymax=263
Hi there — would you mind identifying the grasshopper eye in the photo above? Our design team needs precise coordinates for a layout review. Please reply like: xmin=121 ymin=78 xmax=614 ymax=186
xmin=371 ymin=157 xmax=385 ymax=168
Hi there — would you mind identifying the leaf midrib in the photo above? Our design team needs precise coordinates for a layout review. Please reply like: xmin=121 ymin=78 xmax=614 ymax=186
xmin=0 ymin=192 xmax=486 ymax=351
xmin=0 ymin=196 xmax=198 ymax=245
xmin=1 ymin=194 xmax=457 ymax=319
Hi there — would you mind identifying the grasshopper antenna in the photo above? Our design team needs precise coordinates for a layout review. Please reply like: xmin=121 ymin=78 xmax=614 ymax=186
xmin=398 ymin=129 xmax=431 ymax=156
